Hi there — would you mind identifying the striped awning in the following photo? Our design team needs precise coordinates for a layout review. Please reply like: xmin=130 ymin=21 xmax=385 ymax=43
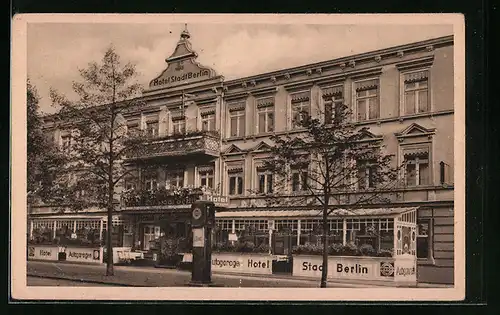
xmin=216 ymin=207 xmax=418 ymax=219
xmin=403 ymin=147 xmax=429 ymax=158
xmin=228 ymin=102 xmax=246 ymax=112
xmin=404 ymin=70 xmax=429 ymax=83
xmin=321 ymin=86 xmax=343 ymax=99
xmin=256 ymin=97 xmax=275 ymax=108
xmin=355 ymin=79 xmax=379 ymax=92
xmin=227 ymin=165 xmax=243 ymax=173
xmin=198 ymin=165 xmax=214 ymax=172
xmin=291 ymin=91 xmax=310 ymax=103
xmin=200 ymin=107 xmax=216 ymax=116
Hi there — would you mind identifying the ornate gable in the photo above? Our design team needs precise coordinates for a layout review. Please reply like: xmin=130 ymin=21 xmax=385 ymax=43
xmin=223 ymin=144 xmax=245 ymax=155
xmin=395 ymin=123 xmax=436 ymax=142
xmin=148 ymin=25 xmax=218 ymax=91
xmin=358 ymin=129 xmax=383 ymax=142
xmin=251 ymin=141 xmax=272 ymax=153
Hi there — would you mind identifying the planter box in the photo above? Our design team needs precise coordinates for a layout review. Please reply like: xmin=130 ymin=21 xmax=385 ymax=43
xmin=27 ymin=245 xmax=59 ymax=261
xmin=64 ymin=246 xmax=104 ymax=264
xmin=293 ymin=255 xmax=412 ymax=284
xmin=211 ymin=252 xmax=273 ymax=275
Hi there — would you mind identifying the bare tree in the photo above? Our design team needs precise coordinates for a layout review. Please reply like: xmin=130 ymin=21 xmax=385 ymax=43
xmin=49 ymin=46 xmax=145 ymax=276
xmin=261 ymin=99 xmax=402 ymax=288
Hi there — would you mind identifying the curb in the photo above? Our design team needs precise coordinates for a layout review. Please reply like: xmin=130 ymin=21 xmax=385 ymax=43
xmin=27 ymin=273 xmax=146 ymax=287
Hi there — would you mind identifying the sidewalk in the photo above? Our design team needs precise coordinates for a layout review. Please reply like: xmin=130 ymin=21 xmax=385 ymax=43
xmin=27 ymin=261 xmax=453 ymax=288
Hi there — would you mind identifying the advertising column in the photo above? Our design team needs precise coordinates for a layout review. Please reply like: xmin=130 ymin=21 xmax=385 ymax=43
xmin=189 ymin=200 xmax=215 ymax=286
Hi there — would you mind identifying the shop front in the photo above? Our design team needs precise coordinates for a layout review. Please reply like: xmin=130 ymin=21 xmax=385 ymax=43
xmin=210 ymin=207 xmax=418 ymax=286
xmin=120 ymin=192 xmax=230 ymax=266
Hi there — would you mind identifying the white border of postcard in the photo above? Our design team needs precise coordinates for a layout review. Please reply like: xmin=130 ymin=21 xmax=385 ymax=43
xmin=11 ymin=13 xmax=465 ymax=301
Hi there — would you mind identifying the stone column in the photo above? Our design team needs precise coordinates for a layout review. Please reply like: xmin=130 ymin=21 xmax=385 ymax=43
xmin=99 ymin=219 xmax=103 ymax=241
xmin=30 ymin=220 xmax=33 ymax=239
xmin=53 ymin=220 xmax=57 ymax=239
xmin=342 ymin=218 xmax=347 ymax=245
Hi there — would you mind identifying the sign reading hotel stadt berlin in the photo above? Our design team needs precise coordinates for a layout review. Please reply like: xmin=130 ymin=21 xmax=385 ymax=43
xmin=148 ymin=27 xmax=217 ymax=90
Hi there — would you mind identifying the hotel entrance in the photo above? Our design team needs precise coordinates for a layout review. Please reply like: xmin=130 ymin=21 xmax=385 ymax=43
xmin=142 ymin=224 xmax=158 ymax=251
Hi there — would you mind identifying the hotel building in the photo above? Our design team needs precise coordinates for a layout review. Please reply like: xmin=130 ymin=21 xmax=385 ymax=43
xmin=29 ymin=28 xmax=455 ymax=284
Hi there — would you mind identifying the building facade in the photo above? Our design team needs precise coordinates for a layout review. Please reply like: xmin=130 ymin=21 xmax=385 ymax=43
xmin=29 ymin=28 xmax=455 ymax=284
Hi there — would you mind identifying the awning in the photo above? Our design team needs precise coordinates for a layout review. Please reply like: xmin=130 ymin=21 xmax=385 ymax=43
xmin=215 ymin=207 xmax=418 ymax=219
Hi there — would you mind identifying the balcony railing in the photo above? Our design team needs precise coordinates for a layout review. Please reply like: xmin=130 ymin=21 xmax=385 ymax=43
xmin=120 ymin=186 xmax=218 ymax=209
xmin=125 ymin=130 xmax=220 ymax=161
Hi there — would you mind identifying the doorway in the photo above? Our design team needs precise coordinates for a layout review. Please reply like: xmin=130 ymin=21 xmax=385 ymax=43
xmin=143 ymin=224 xmax=156 ymax=250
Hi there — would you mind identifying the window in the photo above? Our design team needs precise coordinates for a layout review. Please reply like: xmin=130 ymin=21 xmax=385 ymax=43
xmin=291 ymin=168 xmax=308 ymax=192
xmin=322 ymin=85 xmax=344 ymax=124
xmin=417 ymin=220 xmax=431 ymax=259
xmin=290 ymin=91 xmax=310 ymax=128
xmin=127 ymin=121 xmax=140 ymax=136
xmin=403 ymin=70 xmax=429 ymax=115
xmin=61 ymin=135 xmax=71 ymax=152
xmin=201 ymin=113 xmax=216 ymax=132
xmin=143 ymin=174 xmax=158 ymax=190
xmin=357 ymin=160 xmax=377 ymax=190
xmin=257 ymin=167 xmax=273 ymax=194
xmin=439 ymin=161 xmax=453 ymax=185
xmin=256 ymin=98 xmax=274 ymax=134
xmin=404 ymin=151 xmax=430 ymax=186
xmin=124 ymin=180 xmax=137 ymax=191
xmin=146 ymin=120 xmax=159 ymax=137
xmin=228 ymin=102 xmax=246 ymax=137
xmin=216 ymin=219 xmax=233 ymax=231
xmin=355 ymin=79 xmax=379 ymax=121
xmin=234 ymin=220 xmax=268 ymax=232
xmin=228 ymin=168 xmax=244 ymax=195
xmin=172 ymin=118 xmax=186 ymax=134
xmin=166 ymin=170 xmax=184 ymax=188
xmin=199 ymin=167 xmax=214 ymax=189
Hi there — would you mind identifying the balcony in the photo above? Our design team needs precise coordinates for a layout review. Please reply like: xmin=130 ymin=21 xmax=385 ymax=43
xmin=120 ymin=186 xmax=228 ymax=211
xmin=125 ymin=130 xmax=220 ymax=161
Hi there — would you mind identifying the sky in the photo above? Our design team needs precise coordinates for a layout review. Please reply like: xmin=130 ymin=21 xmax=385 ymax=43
xmin=27 ymin=22 xmax=454 ymax=114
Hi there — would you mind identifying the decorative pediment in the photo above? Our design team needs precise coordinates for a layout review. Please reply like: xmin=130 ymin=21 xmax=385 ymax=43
xmin=251 ymin=141 xmax=272 ymax=152
xmin=395 ymin=123 xmax=436 ymax=141
xmin=358 ymin=129 xmax=383 ymax=142
xmin=223 ymin=144 xmax=245 ymax=155
xmin=148 ymin=25 xmax=218 ymax=91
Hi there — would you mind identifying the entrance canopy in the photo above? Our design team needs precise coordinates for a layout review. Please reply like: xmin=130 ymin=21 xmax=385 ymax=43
xmin=215 ymin=207 xmax=418 ymax=220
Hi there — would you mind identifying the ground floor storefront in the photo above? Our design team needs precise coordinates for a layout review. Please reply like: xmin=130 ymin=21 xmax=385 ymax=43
xmin=27 ymin=204 xmax=454 ymax=285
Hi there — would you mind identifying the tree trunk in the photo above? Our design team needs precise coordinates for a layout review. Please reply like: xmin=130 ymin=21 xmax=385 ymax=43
xmin=106 ymin=200 xmax=114 ymax=276
xmin=320 ymin=201 xmax=328 ymax=288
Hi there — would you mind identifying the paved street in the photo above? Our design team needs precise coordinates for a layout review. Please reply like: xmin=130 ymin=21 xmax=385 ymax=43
xmin=27 ymin=261 xmax=378 ymax=288
xmin=28 ymin=276 xmax=119 ymax=287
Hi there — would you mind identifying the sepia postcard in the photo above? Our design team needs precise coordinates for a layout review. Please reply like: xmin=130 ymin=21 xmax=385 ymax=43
xmin=11 ymin=13 xmax=465 ymax=301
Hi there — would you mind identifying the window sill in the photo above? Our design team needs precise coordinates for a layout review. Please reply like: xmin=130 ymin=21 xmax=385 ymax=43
xmin=354 ymin=109 xmax=454 ymax=126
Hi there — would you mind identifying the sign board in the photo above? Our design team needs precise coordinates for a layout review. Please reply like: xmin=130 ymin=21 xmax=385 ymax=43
xmin=149 ymin=59 xmax=215 ymax=90
xmin=65 ymin=247 xmax=104 ymax=264
xmin=292 ymin=255 xmax=398 ymax=282
xmin=192 ymin=227 xmax=205 ymax=248
xmin=27 ymin=245 xmax=59 ymax=261
xmin=228 ymin=233 xmax=238 ymax=241
xmin=394 ymin=258 xmax=417 ymax=283
xmin=211 ymin=253 xmax=272 ymax=275
xmin=200 ymin=195 xmax=230 ymax=208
